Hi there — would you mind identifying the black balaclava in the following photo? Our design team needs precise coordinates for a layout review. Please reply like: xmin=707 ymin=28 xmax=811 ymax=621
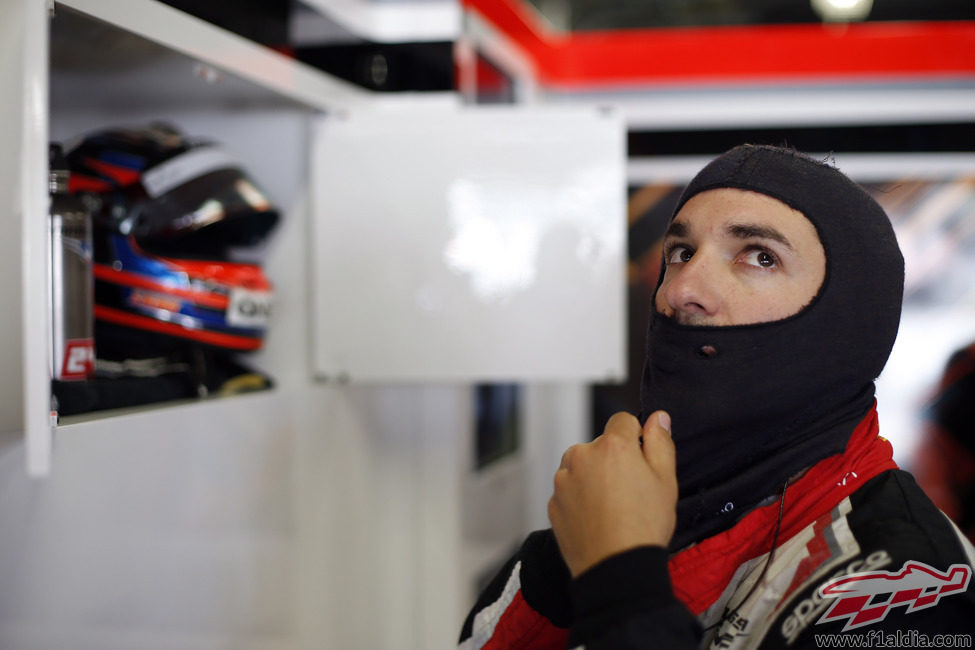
xmin=638 ymin=144 xmax=905 ymax=551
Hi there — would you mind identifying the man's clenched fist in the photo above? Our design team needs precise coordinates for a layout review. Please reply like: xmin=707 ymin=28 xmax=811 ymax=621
xmin=548 ymin=411 xmax=678 ymax=578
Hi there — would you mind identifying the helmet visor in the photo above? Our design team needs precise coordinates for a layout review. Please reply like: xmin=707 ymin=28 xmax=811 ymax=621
xmin=134 ymin=148 xmax=279 ymax=259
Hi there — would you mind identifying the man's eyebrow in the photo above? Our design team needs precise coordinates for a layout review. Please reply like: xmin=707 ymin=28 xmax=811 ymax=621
xmin=664 ymin=220 xmax=688 ymax=239
xmin=726 ymin=222 xmax=795 ymax=250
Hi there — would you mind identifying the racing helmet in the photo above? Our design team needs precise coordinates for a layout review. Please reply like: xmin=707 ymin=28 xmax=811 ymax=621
xmin=66 ymin=123 xmax=278 ymax=352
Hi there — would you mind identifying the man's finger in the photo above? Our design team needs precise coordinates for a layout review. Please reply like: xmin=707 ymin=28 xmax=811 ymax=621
xmin=602 ymin=412 xmax=642 ymax=444
xmin=559 ymin=446 xmax=573 ymax=470
xmin=641 ymin=410 xmax=676 ymax=474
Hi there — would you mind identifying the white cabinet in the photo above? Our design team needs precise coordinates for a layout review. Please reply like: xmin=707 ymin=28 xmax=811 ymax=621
xmin=11 ymin=0 xmax=364 ymax=476
xmin=5 ymin=0 xmax=625 ymax=475
xmin=2 ymin=0 xmax=52 ymax=474
xmin=310 ymin=105 xmax=625 ymax=381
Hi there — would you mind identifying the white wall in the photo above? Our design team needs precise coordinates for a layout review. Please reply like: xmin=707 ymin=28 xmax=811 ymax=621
xmin=0 ymin=371 xmax=583 ymax=650
xmin=0 ymin=382 xmax=476 ymax=650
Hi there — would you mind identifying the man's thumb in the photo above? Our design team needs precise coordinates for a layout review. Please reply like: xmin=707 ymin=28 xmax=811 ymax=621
xmin=642 ymin=410 xmax=675 ymax=471
xmin=653 ymin=411 xmax=671 ymax=435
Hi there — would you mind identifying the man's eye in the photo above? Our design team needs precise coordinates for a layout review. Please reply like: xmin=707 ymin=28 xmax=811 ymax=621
xmin=666 ymin=246 xmax=693 ymax=264
xmin=742 ymin=249 xmax=778 ymax=268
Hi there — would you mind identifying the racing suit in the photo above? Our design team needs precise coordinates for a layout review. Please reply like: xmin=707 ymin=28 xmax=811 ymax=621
xmin=459 ymin=407 xmax=975 ymax=649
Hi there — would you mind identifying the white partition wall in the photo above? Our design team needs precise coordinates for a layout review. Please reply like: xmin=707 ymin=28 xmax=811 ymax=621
xmin=310 ymin=105 xmax=626 ymax=382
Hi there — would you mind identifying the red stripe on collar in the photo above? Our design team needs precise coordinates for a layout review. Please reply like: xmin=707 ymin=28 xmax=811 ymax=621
xmin=668 ymin=404 xmax=897 ymax=615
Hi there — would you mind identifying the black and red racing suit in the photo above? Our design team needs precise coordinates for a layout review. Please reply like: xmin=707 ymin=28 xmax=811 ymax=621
xmin=459 ymin=407 xmax=975 ymax=649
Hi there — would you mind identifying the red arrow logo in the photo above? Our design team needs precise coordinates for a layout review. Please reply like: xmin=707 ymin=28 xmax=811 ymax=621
xmin=817 ymin=561 xmax=971 ymax=631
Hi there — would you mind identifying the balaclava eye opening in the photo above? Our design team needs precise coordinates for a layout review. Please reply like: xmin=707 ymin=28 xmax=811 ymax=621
xmin=638 ymin=144 xmax=905 ymax=551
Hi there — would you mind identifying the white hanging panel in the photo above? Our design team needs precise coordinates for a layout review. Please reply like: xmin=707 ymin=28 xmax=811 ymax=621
xmin=310 ymin=105 xmax=626 ymax=381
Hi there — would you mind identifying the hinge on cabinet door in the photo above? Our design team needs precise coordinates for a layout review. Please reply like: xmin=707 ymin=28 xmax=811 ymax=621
xmin=49 ymin=395 xmax=59 ymax=469
xmin=50 ymin=394 xmax=59 ymax=427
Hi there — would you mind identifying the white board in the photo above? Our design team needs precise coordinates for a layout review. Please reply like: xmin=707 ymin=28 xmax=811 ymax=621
xmin=310 ymin=105 xmax=625 ymax=382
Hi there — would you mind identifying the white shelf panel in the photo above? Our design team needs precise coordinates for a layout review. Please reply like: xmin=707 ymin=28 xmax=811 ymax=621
xmin=554 ymin=84 xmax=975 ymax=131
xmin=298 ymin=0 xmax=460 ymax=44
xmin=12 ymin=0 xmax=55 ymax=476
xmin=31 ymin=0 xmax=376 ymax=475
xmin=628 ymin=152 xmax=975 ymax=185
xmin=56 ymin=0 xmax=371 ymax=112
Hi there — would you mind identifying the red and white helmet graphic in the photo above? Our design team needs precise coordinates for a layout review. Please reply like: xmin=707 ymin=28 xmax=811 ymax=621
xmin=817 ymin=560 xmax=971 ymax=631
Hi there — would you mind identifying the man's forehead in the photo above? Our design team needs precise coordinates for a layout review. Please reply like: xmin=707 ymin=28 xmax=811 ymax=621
xmin=667 ymin=187 xmax=819 ymax=245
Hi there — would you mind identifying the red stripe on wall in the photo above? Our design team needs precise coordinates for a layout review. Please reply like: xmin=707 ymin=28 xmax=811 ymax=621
xmin=464 ymin=0 xmax=975 ymax=88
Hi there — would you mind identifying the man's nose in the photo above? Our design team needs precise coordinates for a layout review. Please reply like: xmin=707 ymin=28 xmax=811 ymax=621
xmin=661 ymin=253 xmax=722 ymax=320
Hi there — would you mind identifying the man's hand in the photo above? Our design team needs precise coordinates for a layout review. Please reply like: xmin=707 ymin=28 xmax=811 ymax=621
xmin=548 ymin=411 xmax=677 ymax=578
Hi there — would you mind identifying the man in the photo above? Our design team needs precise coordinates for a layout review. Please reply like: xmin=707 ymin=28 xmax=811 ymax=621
xmin=459 ymin=144 xmax=975 ymax=649
xmin=915 ymin=340 xmax=975 ymax=543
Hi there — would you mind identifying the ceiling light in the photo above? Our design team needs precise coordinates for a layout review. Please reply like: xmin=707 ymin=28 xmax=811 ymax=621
xmin=810 ymin=0 xmax=874 ymax=22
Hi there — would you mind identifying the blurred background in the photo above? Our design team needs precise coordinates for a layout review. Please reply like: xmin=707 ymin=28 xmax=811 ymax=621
xmin=1 ymin=0 xmax=973 ymax=648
